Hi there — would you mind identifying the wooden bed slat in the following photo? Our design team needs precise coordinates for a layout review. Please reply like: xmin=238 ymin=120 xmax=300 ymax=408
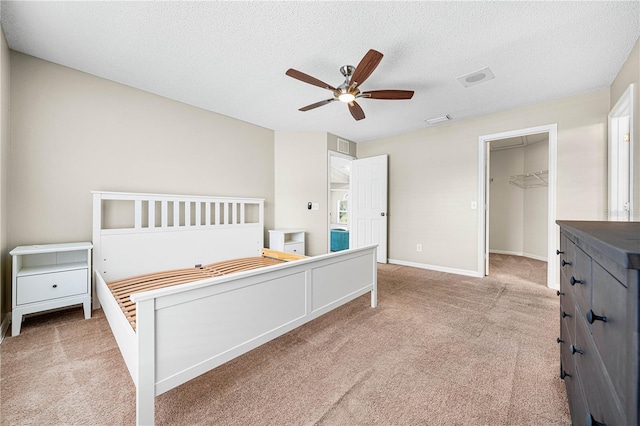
xmin=107 ymin=255 xmax=292 ymax=329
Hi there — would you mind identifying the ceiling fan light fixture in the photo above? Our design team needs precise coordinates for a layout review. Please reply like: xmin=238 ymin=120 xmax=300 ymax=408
xmin=338 ymin=92 xmax=356 ymax=103
xmin=286 ymin=49 xmax=414 ymax=120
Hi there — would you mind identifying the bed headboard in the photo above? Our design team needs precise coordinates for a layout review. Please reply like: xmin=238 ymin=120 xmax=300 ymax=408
xmin=92 ymin=191 xmax=264 ymax=281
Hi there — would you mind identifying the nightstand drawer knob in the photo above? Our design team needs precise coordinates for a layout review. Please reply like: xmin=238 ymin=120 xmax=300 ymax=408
xmin=557 ymin=337 xmax=564 ymax=344
xmin=570 ymin=276 xmax=583 ymax=286
xmin=556 ymin=250 xmax=564 ymax=255
xmin=52 ymin=284 xmax=58 ymax=288
xmin=569 ymin=345 xmax=583 ymax=355
xmin=562 ymin=260 xmax=572 ymax=266
xmin=562 ymin=311 xmax=571 ymax=318
xmin=586 ymin=309 xmax=607 ymax=324
xmin=556 ymin=290 xmax=564 ymax=296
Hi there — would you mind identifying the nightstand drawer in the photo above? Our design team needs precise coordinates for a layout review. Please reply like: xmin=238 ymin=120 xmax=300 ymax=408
xmin=284 ymin=242 xmax=304 ymax=254
xmin=17 ymin=268 xmax=88 ymax=305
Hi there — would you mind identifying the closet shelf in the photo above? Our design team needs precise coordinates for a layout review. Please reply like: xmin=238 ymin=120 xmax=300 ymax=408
xmin=509 ymin=170 xmax=548 ymax=189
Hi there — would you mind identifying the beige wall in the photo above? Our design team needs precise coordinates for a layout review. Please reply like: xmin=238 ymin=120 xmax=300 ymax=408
xmin=489 ymin=141 xmax=549 ymax=260
xmin=327 ymin=132 xmax=356 ymax=157
xmin=489 ymin=147 xmax=524 ymax=254
xmin=358 ymin=88 xmax=609 ymax=274
xmin=610 ymin=37 xmax=639 ymax=221
xmin=9 ymin=52 xmax=275 ymax=251
xmin=523 ymin=140 xmax=549 ymax=259
xmin=0 ymin=26 xmax=9 ymax=322
xmin=274 ymin=131 xmax=328 ymax=255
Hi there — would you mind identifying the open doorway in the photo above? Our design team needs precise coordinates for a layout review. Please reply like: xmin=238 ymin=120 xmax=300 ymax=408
xmin=328 ymin=151 xmax=354 ymax=252
xmin=478 ymin=124 xmax=558 ymax=289
xmin=327 ymin=152 xmax=389 ymax=263
xmin=487 ymin=133 xmax=549 ymax=285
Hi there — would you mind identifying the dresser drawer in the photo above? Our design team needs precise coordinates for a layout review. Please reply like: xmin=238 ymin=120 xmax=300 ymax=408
xmin=560 ymin=302 xmax=574 ymax=346
xmin=560 ymin=299 xmax=575 ymax=344
xmin=284 ymin=242 xmax=304 ymax=255
xmin=591 ymin=261 xmax=628 ymax=408
xmin=573 ymin=247 xmax=592 ymax=318
xmin=559 ymin=272 xmax=575 ymax=321
xmin=16 ymin=269 xmax=88 ymax=305
xmin=560 ymin=233 xmax=575 ymax=280
xmin=561 ymin=318 xmax=588 ymax=424
xmin=574 ymin=316 xmax=626 ymax=426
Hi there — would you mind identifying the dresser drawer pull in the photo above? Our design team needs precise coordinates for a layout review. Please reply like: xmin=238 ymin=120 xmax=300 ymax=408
xmin=586 ymin=413 xmax=606 ymax=426
xmin=562 ymin=311 xmax=572 ymax=318
xmin=556 ymin=290 xmax=564 ymax=296
xmin=52 ymin=284 xmax=58 ymax=288
xmin=569 ymin=345 xmax=583 ymax=355
xmin=586 ymin=309 xmax=607 ymax=324
xmin=556 ymin=337 xmax=564 ymax=344
xmin=556 ymin=250 xmax=564 ymax=255
xmin=560 ymin=369 xmax=571 ymax=379
xmin=561 ymin=260 xmax=572 ymax=267
xmin=570 ymin=276 xmax=584 ymax=286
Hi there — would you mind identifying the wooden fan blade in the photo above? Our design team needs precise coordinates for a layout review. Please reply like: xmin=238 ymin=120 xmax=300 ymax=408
xmin=286 ymin=68 xmax=336 ymax=91
xmin=361 ymin=90 xmax=414 ymax=100
xmin=299 ymin=98 xmax=336 ymax=111
xmin=348 ymin=101 xmax=365 ymax=121
xmin=350 ymin=49 xmax=383 ymax=88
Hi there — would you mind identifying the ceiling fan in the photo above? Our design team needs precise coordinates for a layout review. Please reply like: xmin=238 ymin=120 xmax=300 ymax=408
xmin=286 ymin=49 xmax=414 ymax=121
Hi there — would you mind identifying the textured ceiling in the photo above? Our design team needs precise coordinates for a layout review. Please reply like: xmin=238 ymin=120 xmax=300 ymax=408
xmin=1 ymin=1 xmax=639 ymax=143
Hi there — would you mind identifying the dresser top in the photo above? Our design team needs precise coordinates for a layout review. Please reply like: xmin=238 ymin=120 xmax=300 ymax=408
xmin=556 ymin=221 xmax=640 ymax=270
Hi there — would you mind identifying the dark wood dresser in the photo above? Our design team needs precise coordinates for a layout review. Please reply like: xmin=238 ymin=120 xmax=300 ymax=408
xmin=556 ymin=221 xmax=640 ymax=426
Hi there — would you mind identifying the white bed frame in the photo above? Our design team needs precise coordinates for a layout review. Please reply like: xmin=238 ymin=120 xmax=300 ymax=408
xmin=92 ymin=191 xmax=377 ymax=425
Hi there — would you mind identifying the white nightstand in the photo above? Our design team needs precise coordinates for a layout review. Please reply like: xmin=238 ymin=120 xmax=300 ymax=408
xmin=10 ymin=242 xmax=92 ymax=336
xmin=268 ymin=229 xmax=305 ymax=255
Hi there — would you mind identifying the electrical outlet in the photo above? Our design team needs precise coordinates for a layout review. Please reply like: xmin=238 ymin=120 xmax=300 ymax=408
xmin=312 ymin=203 xmax=319 ymax=210
xmin=416 ymin=244 xmax=422 ymax=252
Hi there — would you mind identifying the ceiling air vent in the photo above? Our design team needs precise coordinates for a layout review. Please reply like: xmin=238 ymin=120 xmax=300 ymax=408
xmin=458 ymin=67 xmax=495 ymax=87
xmin=425 ymin=115 xmax=452 ymax=125
xmin=337 ymin=138 xmax=350 ymax=154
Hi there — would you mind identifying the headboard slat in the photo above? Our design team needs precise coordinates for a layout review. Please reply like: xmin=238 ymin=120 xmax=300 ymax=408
xmin=92 ymin=191 xmax=265 ymax=282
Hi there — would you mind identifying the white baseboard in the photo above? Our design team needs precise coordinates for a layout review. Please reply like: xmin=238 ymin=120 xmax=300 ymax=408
xmin=489 ymin=249 xmax=523 ymax=256
xmin=388 ymin=259 xmax=482 ymax=278
xmin=489 ymin=250 xmax=548 ymax=262
xmin=0 ymin=313 xmax=10 ymax=344
xmin=522 ymin=252 xmax=548 ymax=262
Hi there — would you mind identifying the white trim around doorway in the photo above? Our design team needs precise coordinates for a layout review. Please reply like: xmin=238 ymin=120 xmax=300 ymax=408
xmin=478 ymin=124 xmax=558 ymax=289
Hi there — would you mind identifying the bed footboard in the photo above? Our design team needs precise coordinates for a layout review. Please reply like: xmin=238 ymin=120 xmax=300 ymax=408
xmin=130 ymin=245 xmax=377 ymax=425
xmin=92 ymin=191 xmax=377 ymax=425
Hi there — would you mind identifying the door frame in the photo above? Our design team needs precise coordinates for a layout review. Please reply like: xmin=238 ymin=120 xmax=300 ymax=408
xmin=327 ymin=151 xmax=355 ymax=253
xmin=608 ymin=83 xmax=635 ymax=221
xmin=477 ymin=124 xmax=558 ymax=289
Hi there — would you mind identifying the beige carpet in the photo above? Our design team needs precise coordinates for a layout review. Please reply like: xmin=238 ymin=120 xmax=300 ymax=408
xmin=1 ymin=254 xmax=570 ymax=425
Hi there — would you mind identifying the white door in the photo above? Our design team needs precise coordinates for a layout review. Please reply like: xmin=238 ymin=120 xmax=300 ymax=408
xmin=608 ymin=83 xmax=635 ymax=221
xmin=350 ymin=155 xmax=388 ymax=263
